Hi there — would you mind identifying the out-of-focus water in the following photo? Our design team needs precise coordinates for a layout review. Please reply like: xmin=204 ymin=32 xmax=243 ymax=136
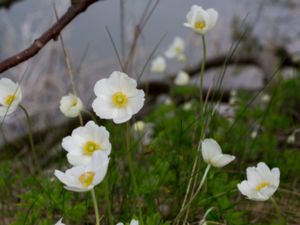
xmin=0 ymin=0 xmax=299 ymax=141
xmin=1 ymin=0 xmax=299 ymax=62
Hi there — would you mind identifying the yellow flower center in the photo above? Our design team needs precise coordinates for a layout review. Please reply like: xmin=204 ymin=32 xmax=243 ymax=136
xmin=79 ymin=171 xmax=95 ymax=187
xmin=71 ymin=100 xmax=77 ymax=107
xmin=194 ymin=21 xmax=206 ymax=30
xmin=255 ymin=181 xmax=270 ymax=191
xmin=112 ymin=92 xmax=128 ymax=108
xmin=5 ymin=95 xmax=16 ymax=106
xmin=83 ymin=141 xmax=100 ymax=155
xmin=175 ymin=47 xmax=181 ymax=54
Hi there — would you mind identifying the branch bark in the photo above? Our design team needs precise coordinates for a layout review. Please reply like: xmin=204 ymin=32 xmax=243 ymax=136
xmin=0 ymin=0 xmax=23 ymax=9
xmin=0 ymin=0 xmax=101 ymax=74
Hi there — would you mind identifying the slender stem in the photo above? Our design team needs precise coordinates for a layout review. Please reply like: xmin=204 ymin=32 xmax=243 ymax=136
xmin=91 ymin=189 xmax=100 ymax=225
xmin=270 ymin=197 xmax=284 ymax=220
xmin=198 ymin=207 xmax=216 ymax=225
xmin=19 ymin=105 xmax=41 ymax=174
xmin=104 ymin=179 xmax=114 ymax=225
xmin=199 ymin=35 xmax=206 ymax=112
xmin=175 ymin=142 xmax=201 ymax=225
xmin=175 ymin=164 xmax=211 ymax=224
xmin=126 ymin=122 xmax=144 ymax=225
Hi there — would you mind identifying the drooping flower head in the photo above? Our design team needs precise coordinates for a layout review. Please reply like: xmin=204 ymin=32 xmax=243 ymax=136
xmin=151 ymin=56 xmax=166 ymax=73
xmin=59 ymin=93 xmax=83 ymax=118
xmin=92 ymin=71 xmax=145 ymax=124
xmin=201 ymin=138 xmax=235 ymax=168
xmin=54 ymin=151 xmax=109 ymax=192
xmin=184 ymin=5 xmax=218 ymax=35
xmin=0 ymin=78 xmax=22 ymax=118
xmin=165 ymin=37 xmax=186 ymax=61
xmin=62 ymin=121 xmax=111 ymax=166
xmin=237 ymin=162 xmax=280 ymax=201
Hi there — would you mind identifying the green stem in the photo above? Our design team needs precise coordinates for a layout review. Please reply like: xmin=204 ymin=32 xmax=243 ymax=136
xmin=104 ymin=179 xmax=114 ymax=225
xmin=19 ymin=105 xmax=41 ymax=174
xmin=91 ymin=189 xmax=100 ymax=225
xmin=126 ymin=122 xmax=144 ymax=225
xmin=175 ymin=164 xmax=211 ymax=224
xmin=270 ymin=197 xmax=284 ymax=221
xmin=199 ymin=35 xmax=206 ymax=112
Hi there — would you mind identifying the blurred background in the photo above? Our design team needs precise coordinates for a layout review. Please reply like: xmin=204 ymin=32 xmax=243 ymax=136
xmin=1 ymin=0 xmax=300 ymax=143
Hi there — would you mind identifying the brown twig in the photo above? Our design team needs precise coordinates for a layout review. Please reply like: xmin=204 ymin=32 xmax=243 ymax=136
xmin=0 ymin=0 xmax=101 ymax=74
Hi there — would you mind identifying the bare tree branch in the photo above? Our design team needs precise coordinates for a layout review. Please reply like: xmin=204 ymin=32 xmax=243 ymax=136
xmin=0 ymin=0 xmax=23 ymax=9
xmin=0 ymin=0 xmax=102 ymax=74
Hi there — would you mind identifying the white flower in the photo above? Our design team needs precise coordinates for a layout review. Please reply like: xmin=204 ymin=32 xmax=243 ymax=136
xmin=183 ymin=102 xmax=193 ymax=111
xmin=62 ymin=121 xmax=111 ymax=166
xmin=54 ymin=151 xmax=109 ymax=192
xmin=151 ymin=56 xmax=166 ymax=73
xmin=184 ymin=5 xmax=218 ymax=35
xmin=116 ymin=219 xmax=139 ymax=225
xmin=0 ymin=78 xmax=22 ymax=118
xmin=287 ymin=134 xmax=295 ymax=144
xmin=174 ymin=71 xmax=190 ymax=86
xmin=59 ymin=93 xmax=83 ymax=118
xmin=133 ymin=121 xmax=145 ymax=132
xmin=201 ymin=138 xmax=235 ymax=168
xmin=237 ymin=162 xmax=280 ymax=201
xmin=92 ymin=71 xmax=145 ymax=124
xmin=250 ymin=130 xmax=258 ymax=139
xmin=164 ymin=97 xmax=173 ymax=105
xmin=55 ymin=218 xmax=65 ymax=225
xmin=261 ymin=94 xmax=271 ymax=103
xmin=165 ymin=37 xmax=186 ymax=61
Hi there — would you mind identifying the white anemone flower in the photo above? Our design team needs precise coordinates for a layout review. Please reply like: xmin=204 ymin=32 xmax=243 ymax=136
xmin=59 ymin=93 xmax=83 ymax=118
xmin=116 ymin=219 xmax=139 ymax=225
xmin=55 ymin=218 xmax=65 ymax=225
xmin=62 ymin=121 xmax=111 ymax=166
xmin=165 ymin=37 xmax=186 ymax=61
xmin=151 ymin=56 xmax=166 ymax=73
xmin=237 ymin=162 xmax=280 ymax=201
xmin=184 ymin=5 xmax=218 ymax=35
xmin=0 ymin=78 xmax=22 ymax=118
xmin=92 ymin=71 xmax=145 ymax=124
xmin=54 ymin=151 xmax=109 ymax=192
xmin=201 ymin=138 xmax=235 ymax=168
xmin=174 ymin=71 xmax=190 ymax=86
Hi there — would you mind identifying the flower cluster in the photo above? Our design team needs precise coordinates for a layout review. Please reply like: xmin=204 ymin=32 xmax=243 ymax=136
xmin=53 ymin=71 xmax=145 ymax=223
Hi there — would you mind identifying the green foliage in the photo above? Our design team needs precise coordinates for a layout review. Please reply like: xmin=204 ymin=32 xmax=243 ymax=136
xmin=2 ymin=73 xmax=300 ymax=224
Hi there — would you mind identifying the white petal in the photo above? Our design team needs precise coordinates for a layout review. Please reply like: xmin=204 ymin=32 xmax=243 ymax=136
xmin=130 ymin=219 xmax=139 ymax=225
xmin=128 ymin=90 xmax=145 ymax=114
xmin=64 ymin=185 xmax=91 ymax=192
xmin=112 ymin=108 xmax=132 ymax=124
xmin=210 ymin=154 xmax=235 ymax=168
xmin=55 ymin=218 xmax=65 ymax=225
xmin=67 ymin=153 xmax=91 ymax=166
xmin=201 ymin=138 xmax=222 ymax=163
xmin=206 ymin=8 xmax=218 ymax=29
xmin=94 ymin=78 xmax=114 ymax=97
xmin=54 ymin=170 xmax=77 ymax=187
xmin=92 ymin=97 xmax=115 ymax=120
